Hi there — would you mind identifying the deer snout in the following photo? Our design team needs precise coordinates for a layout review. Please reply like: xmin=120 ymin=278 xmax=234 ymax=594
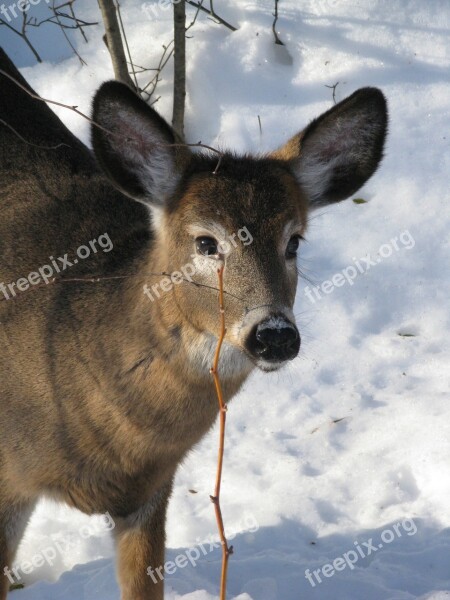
xmin=246 ymin=315 xmax=300 ymax=366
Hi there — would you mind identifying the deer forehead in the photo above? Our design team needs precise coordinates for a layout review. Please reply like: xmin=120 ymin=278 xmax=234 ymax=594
xmin=165 ymin=164 xmax=309 ymax=239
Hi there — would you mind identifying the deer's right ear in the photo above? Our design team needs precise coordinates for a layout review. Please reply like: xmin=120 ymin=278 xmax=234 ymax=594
xmin=271 ymin=87 xmax=388 ymax=207
xmin=91 ymin=81 xmax=189 ymax=206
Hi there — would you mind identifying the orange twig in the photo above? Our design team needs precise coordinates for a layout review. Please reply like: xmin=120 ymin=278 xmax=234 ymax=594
xmin=210 ymin=265 xmax=233 ymax=599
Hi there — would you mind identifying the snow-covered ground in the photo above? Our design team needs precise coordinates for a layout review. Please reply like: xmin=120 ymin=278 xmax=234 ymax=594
xmin=1 ymin=1 xmax=450 ymax=598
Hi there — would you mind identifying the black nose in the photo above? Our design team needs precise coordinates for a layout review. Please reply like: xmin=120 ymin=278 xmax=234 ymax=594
xmin=246 ymin=316 xmax=300 ymax=363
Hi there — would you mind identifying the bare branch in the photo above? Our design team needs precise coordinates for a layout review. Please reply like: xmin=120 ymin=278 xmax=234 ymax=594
xmin=29 ymin=2 xmax=97 ymax=31
xmin=325 ymin=81 xmax=340 ymax=104
xmin=0 ymin=68 xmax=225 ymax=172
xmin=0 ymin=67 xmax=115 ymax=137
xmin=140 ymin=1 xmax=203 ymax=105
xmin=66 ymin=0 xmax=88 ymax=41
xmin=0 ymin=11 xmax=42 ymax=63
xmin=0 ymin=119 xmax=71 ymax=151
xmin=140 ymin=40 xmax=175 ymax=100
xmin=18 ymin=1 xmax=96 ymax=65
xmin=185 ymin=0 xmax=237 ymax=32
xmin=0 ymin=269 xmax=244 ymax=304
xmin=50 ymin=0 xmax=87 ymax=65
xmin=272 ymin=0 xmax=285 ymax=45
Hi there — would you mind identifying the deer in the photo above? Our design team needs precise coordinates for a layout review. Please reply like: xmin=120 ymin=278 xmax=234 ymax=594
xmin=0 ymin=47 xmax=387 ymax=600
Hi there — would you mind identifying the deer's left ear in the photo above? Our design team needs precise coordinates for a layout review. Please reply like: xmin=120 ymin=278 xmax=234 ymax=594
xmin=91 ymin=81 xmax=190 ymax=207
xmin=271 ymin=88 xmax=388 ymax=207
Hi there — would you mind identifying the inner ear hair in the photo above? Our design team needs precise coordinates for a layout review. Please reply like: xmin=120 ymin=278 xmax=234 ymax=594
xmin=271 ymin=87 xmax=388 ymax=207
xmin=91 ymin=81 xmax=190 ymax=207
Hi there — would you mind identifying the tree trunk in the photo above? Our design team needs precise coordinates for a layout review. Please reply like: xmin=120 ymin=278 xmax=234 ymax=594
xmin=172 ymin=0 xmax=186 ymax=141
xmin=97 ymin=0 xmax=135 ymax=89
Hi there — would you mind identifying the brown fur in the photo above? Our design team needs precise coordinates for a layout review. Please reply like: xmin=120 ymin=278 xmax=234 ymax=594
xmin=0 ymin=48 xmax=387 ymax=599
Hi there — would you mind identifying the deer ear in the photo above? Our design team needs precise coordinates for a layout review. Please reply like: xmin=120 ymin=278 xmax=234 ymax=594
xmin=272 ymin=88 xmax=388 ymax=207
xmin=91 ymin=81 xmax=189 ymax=206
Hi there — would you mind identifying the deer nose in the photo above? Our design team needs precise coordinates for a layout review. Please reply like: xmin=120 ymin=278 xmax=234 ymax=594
xmin=247 ymin=315 xmax=300 ymax=363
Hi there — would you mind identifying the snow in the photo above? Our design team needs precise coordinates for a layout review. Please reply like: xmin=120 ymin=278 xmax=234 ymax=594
xmin=2 ymin=0 xmax=450 ymax=598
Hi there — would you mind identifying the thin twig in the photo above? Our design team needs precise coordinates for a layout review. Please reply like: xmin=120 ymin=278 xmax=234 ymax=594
xmin=209 ymin=266 xmax=233 ymax=600
xmin=185 ymin=0 xmax=237 ymax=31
xmin=67 ymin=0 xmax=88 ymax=41
xmin=0 ymin=11 xmax=42 ymax=62
xmin=0 ymin=68 xmax=116 ymax=138
xmin=140 ymin=1 xmax=203 ymax=102
xmin=29 ymin=0 xmax=97 ymax=30
xmin=0 ymin=69 xmax=224 ymax=172
xmin=29 ymin=13 xmax=97 ymax=29
xmin=0 ymin=270 xmax=244 ymax=303
xmin=126 ymin=61 xmax=158 ymax=73
xmin=25 ymin=0 xmax=96 ymax=65
xmin=325 ymin=81 xmax=340 ymax=104
xmin=140 ymin=40 xmax=174 ymax=98
xmin=0 ymin=119 xmax=71 ymax=151
xmin=272 ymin=0 xmax=285 ymax=45
xmin=185 ymin=1 xmax=205 ymax=37
xmin=51 ymin=0 xmax=86 ymax=65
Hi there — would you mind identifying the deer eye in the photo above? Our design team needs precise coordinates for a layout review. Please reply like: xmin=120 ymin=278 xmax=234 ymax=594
xmin=195 ymin=236 xmax=219 ymax=256
xmin=286 ymin=235 xmax=302 ymax=259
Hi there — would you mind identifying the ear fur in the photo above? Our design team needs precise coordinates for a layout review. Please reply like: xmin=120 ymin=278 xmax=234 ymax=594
xmin=91 ymin=81 xmax=190 ymax=206
xmin=272 ymin=87 xmax=388 ymax=206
